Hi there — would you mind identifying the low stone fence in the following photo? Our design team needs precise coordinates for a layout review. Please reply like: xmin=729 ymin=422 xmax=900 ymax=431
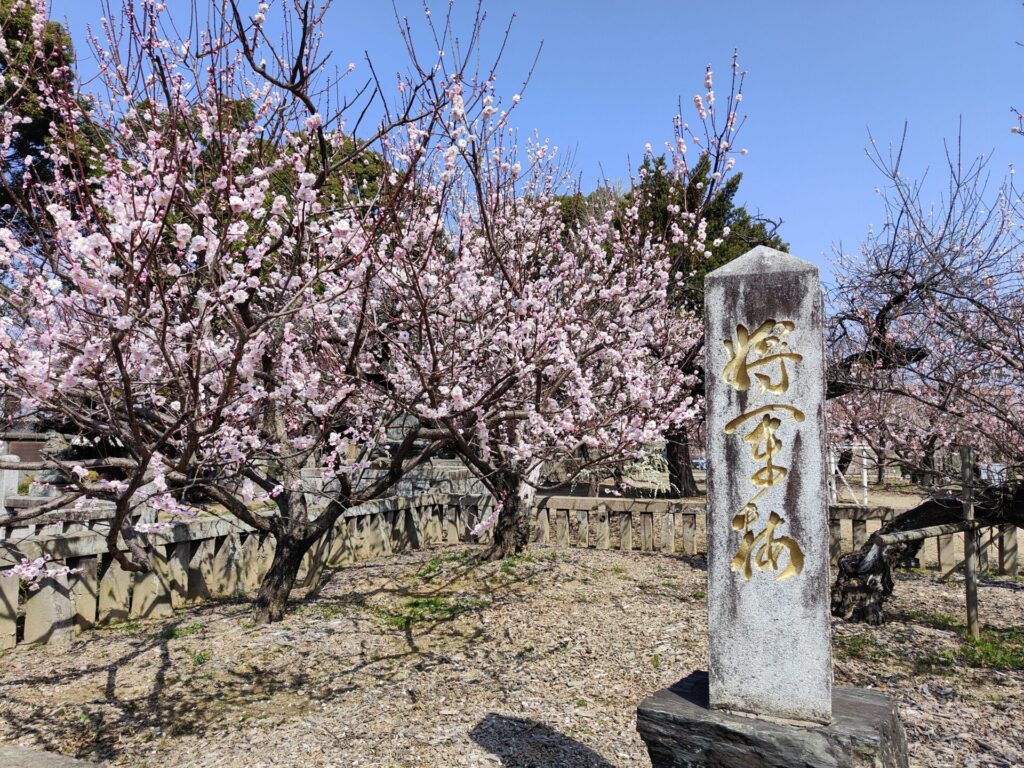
xmin=828 ymin=504 xmax=1019 ymax=576
xmin=0 ymin=491 xmax=489 ymax=651
xmin=1 ymin=490 xmax=702 ymax=650
xmin=10 ymin=491 xmax=1020 ymax=651
xmin=534 ymin=496 xmax=703 ymax=554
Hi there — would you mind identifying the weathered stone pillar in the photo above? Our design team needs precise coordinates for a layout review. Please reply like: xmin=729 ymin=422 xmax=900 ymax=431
xmin=637 ymin=247 xmax=908 ymax=768
xmin=704 ymin=246 xmax=832 ymax=723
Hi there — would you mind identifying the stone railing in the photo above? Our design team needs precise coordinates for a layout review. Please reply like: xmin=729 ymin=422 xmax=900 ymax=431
xmin=0 ymin=489 xmax=494 ymax=650
xmin=0 ymin=490 xmax=703 ymax=650
xmin=534 ymin=496 xmax=703 ymax=554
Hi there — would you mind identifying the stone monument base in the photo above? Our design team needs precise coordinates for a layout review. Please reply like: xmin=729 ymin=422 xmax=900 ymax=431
xmin=637 ymin=671 xmax=909 ymax=768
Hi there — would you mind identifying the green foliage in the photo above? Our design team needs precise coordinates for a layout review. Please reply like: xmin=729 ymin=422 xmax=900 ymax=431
xmin=689 ymin=590 xmax=706 ymax=600
xmin=1 ymin=1 xmax=73 ymax=225
xmin=961 ymin=628 xmax=1024 ymax=670
xmin=904 ymin=610 xmax=961 ymax=632
xmin=104 ymin=621 xmax=141 ymax=632
xmin=834 ymin=631 xmax=888 ymax=661
xmin=188 ymin=649 xmax=210 ymax=666
xmin=902 ymin=612 xmax=1024 ymax=672
xmin=499 ymin=553 xmax=535 ymax=575
xmin=417 ymin=551 xmax=476 ymax=580
xmin=164 ymin=622 xmax=204 ymax=640
xmin=630 ymin=153 xmax=787 ymax=313
xmin=0 ymin=0 xmax=73 ymax=157
xmin=911 ymin=649 xmax=958 ymax=675
xmin=0 ymin=3 xmax=107 ymax=242
xmin=380 ymin=596 xmax=489 ymax=630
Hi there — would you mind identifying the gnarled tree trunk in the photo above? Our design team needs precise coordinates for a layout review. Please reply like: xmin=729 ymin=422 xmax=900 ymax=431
xmin=831 ymin=483 xmax=1024 ymax=624
xmin=666 ymin=429 xmax=699 ymax=498
xmin=254 ymin=531 xmax=312 ymax=623
xmin=485 ymin=467 xmax=540 ymax=561
xmin=252 ymin=493 xmax=333 ymax=624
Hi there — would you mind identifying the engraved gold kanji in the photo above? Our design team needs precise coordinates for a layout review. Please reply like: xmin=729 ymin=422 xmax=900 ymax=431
xmin=722 ymin=318 xmax=806 ymax=582
xmin=722 ymin=319 xmax=803 ymax=394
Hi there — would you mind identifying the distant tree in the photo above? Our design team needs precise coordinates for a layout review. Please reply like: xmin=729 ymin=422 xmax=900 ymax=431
xmin=0 ymin=0 xmax=476 ymax=623
xmin=627 ymin=110 xmax=787 ymax=498
xmin=632 ymin=153 xmax=787 ymax=314
xmin=0 ymin=0 xmax=75 ymax=235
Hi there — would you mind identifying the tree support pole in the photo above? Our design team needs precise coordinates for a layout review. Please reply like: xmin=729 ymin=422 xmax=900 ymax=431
xmin=961 ymin=446 xmax=980 ymax=641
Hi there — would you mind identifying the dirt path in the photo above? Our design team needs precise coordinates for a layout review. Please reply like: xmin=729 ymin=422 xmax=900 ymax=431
xmin=1 ymin=546 xmax=1021 ymax=767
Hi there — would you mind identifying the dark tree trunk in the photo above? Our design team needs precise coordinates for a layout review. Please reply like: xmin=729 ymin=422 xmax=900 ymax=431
xmin=831 ymin=483 xmax=1024 ymax=624
xmin=485 ymin=472 xmax=532 ymax=561
xmin=254 ymin=531 xmax=314 ymax=623
xmin=920 ymin=449 xmax=936 ymax=487
xmin=666 ymin=429 xmax=699 ymax=498
xmin=837 ymin=449 xmax=853 ymax=475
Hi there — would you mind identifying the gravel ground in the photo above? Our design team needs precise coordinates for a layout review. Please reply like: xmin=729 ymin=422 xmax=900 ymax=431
xmin=1 ymin=545 xmax=1021 ymax=767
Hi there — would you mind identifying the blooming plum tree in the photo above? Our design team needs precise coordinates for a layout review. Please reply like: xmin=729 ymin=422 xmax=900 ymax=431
xmin=0 ymin=0 xmax=477 ymax=622
xmin=362 ymin=63 xmax=755 ymax=558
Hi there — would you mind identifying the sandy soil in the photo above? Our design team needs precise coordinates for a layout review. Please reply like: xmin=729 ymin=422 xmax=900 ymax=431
xmin=1 ymin=544 xmax=1021 ymax=767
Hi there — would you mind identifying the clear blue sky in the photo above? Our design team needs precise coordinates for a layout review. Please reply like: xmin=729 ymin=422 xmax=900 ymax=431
xmin=49 ymin=0 xmax=1024 ymax=283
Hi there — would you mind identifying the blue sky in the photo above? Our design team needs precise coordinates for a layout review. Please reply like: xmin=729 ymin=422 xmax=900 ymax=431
xmin=48 ymin=0 xmax=1024 ymax=283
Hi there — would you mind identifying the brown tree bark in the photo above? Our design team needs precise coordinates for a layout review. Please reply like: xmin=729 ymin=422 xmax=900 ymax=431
xmin=665 ymin=429 xmax=699 ymax=498
xmin=831 ymin=483 xmax=1024 ymax=624
xmin=254 ymin=532 xmax=311 ymax=623
xmin=483 ymin=468 xmax=539 ymax=561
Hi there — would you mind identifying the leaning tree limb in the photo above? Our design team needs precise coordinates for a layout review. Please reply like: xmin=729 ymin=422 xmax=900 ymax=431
xmin=830 ymin=482 xmax=1024 ymax=625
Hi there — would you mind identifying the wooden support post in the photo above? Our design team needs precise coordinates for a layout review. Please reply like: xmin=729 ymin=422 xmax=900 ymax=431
xmin=999 ymin=525 xmax=1018 ymax=577
xmin=0 ymin=573 xmax=18 ymax=650
xmin=640 ymin=512 xmax=654 ymax=552
xmin=619 ymin=512 xmax=633 ymax=551
xmin=962 ymin=446 xmax=980 ymax=641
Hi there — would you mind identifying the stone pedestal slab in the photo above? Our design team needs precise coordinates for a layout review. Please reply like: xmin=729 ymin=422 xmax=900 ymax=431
xmin=637 ymin=672 xmax=908 ymax=768
xmin=0 ymin=746 xmax=102 ymax=767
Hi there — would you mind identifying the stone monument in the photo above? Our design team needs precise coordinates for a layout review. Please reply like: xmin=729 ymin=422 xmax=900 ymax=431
xmin=637 ymin=247 xmax=909 ymax=767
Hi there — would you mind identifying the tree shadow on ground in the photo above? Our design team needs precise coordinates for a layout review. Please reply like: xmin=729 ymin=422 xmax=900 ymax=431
xmin=470 ymin=713 xmax=617 ymax=768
